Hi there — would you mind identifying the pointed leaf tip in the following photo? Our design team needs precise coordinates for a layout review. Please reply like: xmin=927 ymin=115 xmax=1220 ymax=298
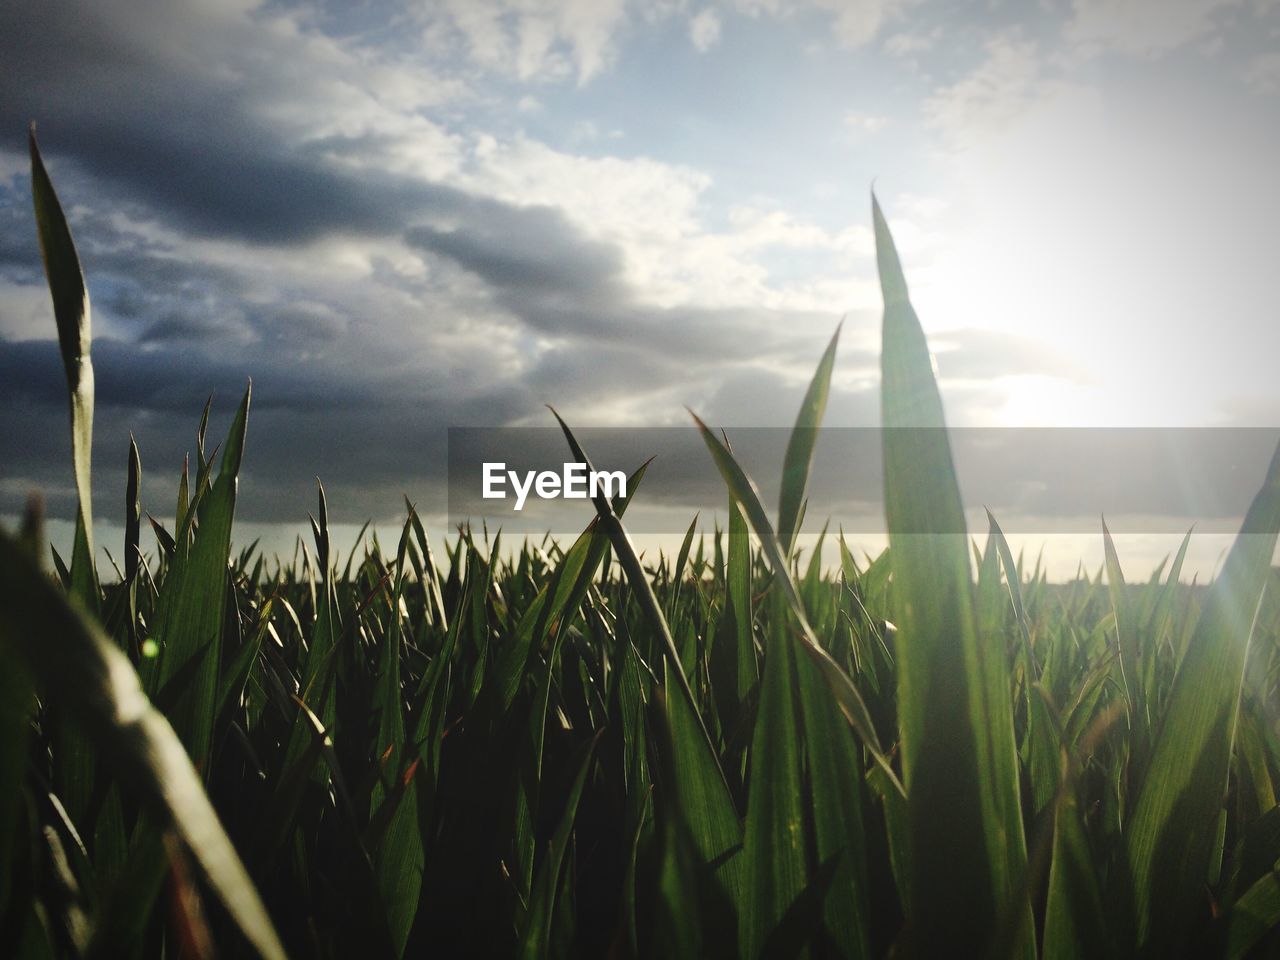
xmin=872 ymin=195 xmax=910 ymax=307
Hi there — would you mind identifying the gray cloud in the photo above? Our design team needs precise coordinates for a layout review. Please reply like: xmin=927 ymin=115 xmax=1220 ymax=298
xmin=0 ymin=0 xmax=1127 ymax=537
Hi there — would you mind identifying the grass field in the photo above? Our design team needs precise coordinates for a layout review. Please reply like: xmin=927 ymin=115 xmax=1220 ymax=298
xmin=2 ymin=131 xmax=1280 ymax=959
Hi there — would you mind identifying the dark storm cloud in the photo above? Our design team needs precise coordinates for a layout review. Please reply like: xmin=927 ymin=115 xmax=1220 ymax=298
xmin=137 ymin=313 xmax=251 ymax=345
xmin=0 ymin=0 xmax=1106 ymax=534
xmin=406 ymin=209 xmax=866 ymax=365
xmin=0 ymin=3 xmax=441 ymax=245
xmin=0 ymin=0 xmax=851 ymax=401
xmin=699 ymin=365 xmax=880 ymax=428
xmin=410 ymin=207 xmax=627 ymax=303
xmin=0 ymin=335 xmax=539 ymax=524
xmin=0 ymin=193 xmax=42 ymax=280
xmin=523 ymin=342 xmax=682 ymax=398
xmin=0 ymin=337 xmax=396 ymax=415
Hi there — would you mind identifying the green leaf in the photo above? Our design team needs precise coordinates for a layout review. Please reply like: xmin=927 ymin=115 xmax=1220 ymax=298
xmin=654 ymin=681 xmax=744 ymax=951
xmin=1103 ymin=519 xmax=1145 ymax=739
xmin=727 ymin=486 xmax=757 ymax=703
xmin=29 ymin=126 xmax=98 ymax=606
xmin=794 ymin=645 xmax=871 ymax=959
xmin=549 ymin=409 xmax=722 ymax=774
xmin=371 ymin=515 xmax=424 ymax=957
xmin=688 ymin=412 xmax=898 ymax=793
xmin=662 ymin=673 xmax=745 ymax=904
xmin=668 ymin=513 xmax=699 ymax=622
xmin=1043 ymin=779 xmax=1110 ymax=960
xmin=777 ymin=325 xmax=840 ymax=557
xmin=987 ymin=509 xmax=1035 ymax=675
xmin=873 ymin=193 xmax=1031 ymax=957
xmin=149 ymin=385 xmax=251 ymax=767
xmin=0 ymin=530 xmax=285 ymax=960
xmin=1124 ymin=440 xmax=1280 ymax=954
xmin=124 ymin=435 xmax=141 ymax=585
xmin=518 ymin=734 xmax=597 ymax=960
xmin=492 ymin=459 xmax=650 ymax=713
xmin=1225 ymin=869 xmax=1280 ymax=960
xmin=282 ymin=481 xmax=341 ymax=774
xmin=742 ymin=617 xmax=807 ymax=959
xmin=31 ymin=126 xmax=101 ymax=831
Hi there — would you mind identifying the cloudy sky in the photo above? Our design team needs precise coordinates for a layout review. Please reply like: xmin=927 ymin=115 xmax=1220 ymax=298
xmin=2 ymin=0 xmax=1279 ymax=571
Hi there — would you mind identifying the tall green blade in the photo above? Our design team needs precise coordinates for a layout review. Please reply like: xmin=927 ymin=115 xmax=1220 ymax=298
xmin=125 ymin=436 xmax=141 ymax=586
xmin=689 ymin=413 xmax=898 ymax=792
xmin=150 ymin=385 xmax=251 ymax=767
xmin=492 ymin=459 xmax=651 ymax=713
xmin=549 ymin=410 xmax=721 ymax=773
xmin=1124 ymin=440 xmax=1280 ymax=954
xmin=0 ymin=531 xmax=285 ymax=960
xmin=661 ymin=678 xmax=746 ymax=911
xmin=283 ymin=481 xmax=340 ymax=770
xmin=741 ymin=621 xmax=806 ymax=959
xmin=29 ymin=126 xmax=97 ymax=605
xmin=874 ymin=194 xmax=1031 ymax=957
xmin=1225 ymin=870 xmax=1280 ymax=960
xmin=794 ymin=646 xmax=871 ymax=959
xmin=370 ymin=516 xmax=423 ymax=957
xmin=1042 ymin=781 xmax=1110 ymax=960
xmin=518 ymin=735 xmax=597 ymax=960
xmin=727 ymin=488 xmax=756 ymax=703
xmin=1103 ymin=520 xmax=1145 ymax=736
xmin=31 ymin=127 xmax=101 ymax=831
xmin=777 ymin=325 xmax=840 ymax=556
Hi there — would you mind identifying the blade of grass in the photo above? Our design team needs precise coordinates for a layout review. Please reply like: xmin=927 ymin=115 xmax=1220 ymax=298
xmin=688 ymin=412 xmax=899 ymax=795
xmin=518 ymin=733 xmax=598 ymax=960
xmin=741 ymin=613 xmax=807 ymax=959
xmin=0 ymin=529 xmax=285 ymax=960
xmin=874 ymin=193 xmax=1031 ymax=957
xmin=29 ymin=125 xmax=97 ymax=605
xmin=370 ymin=514 xmax=424 ymax=957
xmin=794 ymin=644 xmax=872 ymax=959
xmin=149 ymin=385 xmax=251 ymax=767
xmin=777 ymin=324 xmax=841 ymax=557
xmin=493 ymin=460 xmax=650 ymax=715
xmin=548 ymin=408 xmax=721 ymax=777
xmin=1124 ymin=439 xmax=1280 ymax=954
xmin=1225 ymin=869 xmax=1280 ymax=960
xmin=31 ymin=125 xmax=101 ymax=831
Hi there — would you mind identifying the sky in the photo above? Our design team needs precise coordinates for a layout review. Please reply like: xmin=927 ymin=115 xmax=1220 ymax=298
xmin=2 ymin=0 xmax=1279 ymax=576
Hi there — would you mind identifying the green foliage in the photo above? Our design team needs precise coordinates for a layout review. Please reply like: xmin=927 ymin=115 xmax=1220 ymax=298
xmin=3 ymin=142 xmax=1280 ymax=960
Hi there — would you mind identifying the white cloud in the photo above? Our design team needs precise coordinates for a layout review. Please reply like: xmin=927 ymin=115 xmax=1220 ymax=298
xmin=689 ymin=8 xmax=722 ymax=51
xmin=813 ymin=0 xmax=908 ymax=48
xmin=0 ymin=149 xmax=24 ymax=190
xmin=423 ymin=0 xmax=630 ymax=83
xmin=1242 ymin=51 xmax=1280 ymax=93
xmin=402 ymin=0 xmax=920 ymax=84
xmin=883 ymin=28 xmax=938 ymax=57
xmin=725 ymin=0 xmax=913 ymax=48
xmin=923 ymin=34 xmax=1047 ymax=148
xmin=0 ymin=282 xmax=55 ymax=341
xmin=1066 ymin=0 xmax=1243 ymax=57
xmin=439 ymin=131 xmax=884 ymax=317
xmin=893 ymin=192 xmax=949 ymax=220
xmin=844 ymin=111 xmax=890 ymax=135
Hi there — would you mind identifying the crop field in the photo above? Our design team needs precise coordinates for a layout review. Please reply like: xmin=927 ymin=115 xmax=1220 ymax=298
xmin=2 ymin=133 xmax=1280 ymax=959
